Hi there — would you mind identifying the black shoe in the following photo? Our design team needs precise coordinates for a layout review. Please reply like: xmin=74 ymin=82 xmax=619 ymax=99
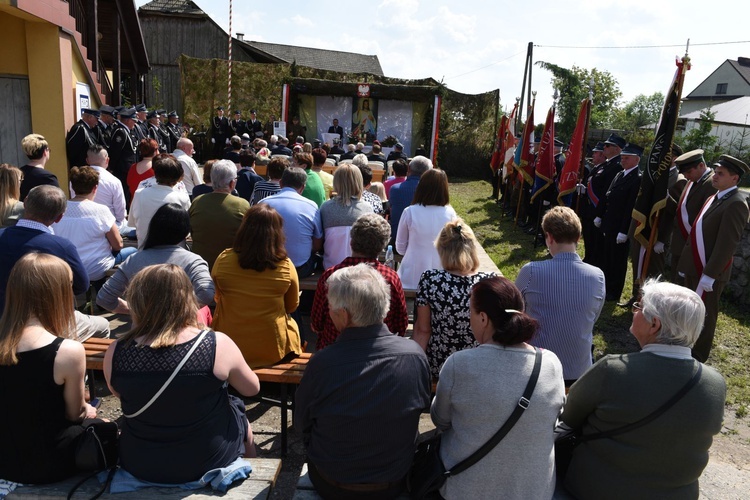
xmin=618 ymin=297 xmax=637 ymax=308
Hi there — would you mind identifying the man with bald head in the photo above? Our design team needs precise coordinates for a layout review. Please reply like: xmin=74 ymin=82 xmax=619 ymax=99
xmin=173 ymin=137 xmax=203 ymax=196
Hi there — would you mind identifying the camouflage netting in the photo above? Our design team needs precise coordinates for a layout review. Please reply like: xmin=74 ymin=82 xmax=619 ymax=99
xmin=179 ymin=55 xmax=498 ymax=178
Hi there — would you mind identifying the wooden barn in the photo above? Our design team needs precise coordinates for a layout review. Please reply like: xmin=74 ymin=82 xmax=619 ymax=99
xmin=138 ymin=0 xmax=383 ymax=116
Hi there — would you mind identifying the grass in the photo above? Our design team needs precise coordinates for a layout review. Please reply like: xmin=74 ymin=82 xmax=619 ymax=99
xmin=450 ymin=177 xmax=750 ymax=411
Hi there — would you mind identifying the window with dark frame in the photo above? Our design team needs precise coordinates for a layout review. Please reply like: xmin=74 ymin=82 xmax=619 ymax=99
xmin=716 ymin=83 xmax=728 ymax=95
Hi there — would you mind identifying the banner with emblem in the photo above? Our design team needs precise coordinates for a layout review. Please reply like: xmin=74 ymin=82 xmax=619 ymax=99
xmin=632 ymin=55 xmax=691 ymax=249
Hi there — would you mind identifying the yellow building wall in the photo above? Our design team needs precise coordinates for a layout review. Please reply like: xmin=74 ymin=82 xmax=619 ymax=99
xmin=0 ymin=11 xmax=28 ymax=75
xmin=25 ymin=22 xmax=70 ymax=186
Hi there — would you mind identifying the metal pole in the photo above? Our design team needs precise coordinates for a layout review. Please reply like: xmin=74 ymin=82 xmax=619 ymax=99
xmin=228 ymin=0 xmax=233 ymax=111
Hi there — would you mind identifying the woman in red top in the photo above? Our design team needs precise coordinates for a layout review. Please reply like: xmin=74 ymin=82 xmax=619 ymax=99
xmin=127 ymin=138 xmax=158 ymax=199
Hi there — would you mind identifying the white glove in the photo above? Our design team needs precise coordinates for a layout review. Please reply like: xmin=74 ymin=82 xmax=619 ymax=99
xmin=616 ymin=232 xmax=627 ymax=244
xmin=653 ymin=241 xmax=665 ymax=254
xmin=698 ymin=274 xmax=715 ymax=293
xmin=211 ymin=138 xmax=215 ymax=144
xmin=542 ymin=200 xmax=550 ymax=206
xmin=593 ymin=217 xmax=602 ymax=228
xmin=576 ymin=183 xmax=586 ymax=195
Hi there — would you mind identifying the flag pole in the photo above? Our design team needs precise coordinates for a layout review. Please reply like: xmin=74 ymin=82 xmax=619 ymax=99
xmin=575 ymin=79 xmax=594 ymax=214
xmin=515 ymin=91 xmax=536 ymax=225
xmin=533 ymin=89 xmax=558 ymax=247
xmin=639 ymin=44 xmax=691 ymax=284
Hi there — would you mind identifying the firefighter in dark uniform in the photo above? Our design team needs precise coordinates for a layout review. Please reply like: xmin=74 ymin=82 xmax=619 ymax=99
xmin=211 ymin=106 xmax=229 ymax=159
xmin=246 ymin=110 xmax=263 ymax=139
xmin=147 ymin=110 xmax=166 ymax=153
xmin=98 ymin=105 xmax=116 ymax=149
xmin=108 ymin=107 xmax=138 ymax=205
xmin=167 ymin=111 xmax=181 ymax=153
xmin=157 ymin=109 xmax=172 ymax=153
xmin=66 ymin=108 xmax=103 ymax=169
xmin=230 ymin=110 xmax=246 ymax=138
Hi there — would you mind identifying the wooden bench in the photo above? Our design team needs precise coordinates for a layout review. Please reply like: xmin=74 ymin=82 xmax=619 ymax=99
xmin=8 ymin=458 xmax=282 ymax=499
xmin=252 ymin=353 xmax=312 ymax=456
xmin=293 ymin=464 xmax=410 ymax=499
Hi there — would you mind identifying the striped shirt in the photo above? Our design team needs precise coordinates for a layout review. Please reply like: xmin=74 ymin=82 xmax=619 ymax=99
xmin=250 ymin=180 xmax=281 ymax=205
xmin=515 ymin=251 xmax=605 ymax=380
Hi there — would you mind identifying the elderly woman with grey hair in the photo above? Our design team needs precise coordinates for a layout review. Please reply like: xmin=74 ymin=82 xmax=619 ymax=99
xmin=560 ymin=279 xmax=726 ymax=499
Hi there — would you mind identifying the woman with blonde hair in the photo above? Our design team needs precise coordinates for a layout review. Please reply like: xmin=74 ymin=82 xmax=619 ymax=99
xmin=0 ymin=163 xmax=24 ymax=227
xmin=0 ymin=253 xmax=98 ymax=483
xmin=413 ymin=218 xmax=498 ymax=379
xmin=20 ymin=133 xmax=59 ymax=201
xmin=104 ymin=264 xmax=260 ymax=483
xmin=316 ymin=163 xmax=374 ymax=268
xmin=212 ymin=204 xmax=303 ymax=367
xmin=396 ymin=168 xmax=457 ymax=289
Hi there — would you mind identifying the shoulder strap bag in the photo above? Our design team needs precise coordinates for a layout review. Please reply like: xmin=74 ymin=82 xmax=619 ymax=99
xmin=408 ymin=347 xmax=543 ymax=499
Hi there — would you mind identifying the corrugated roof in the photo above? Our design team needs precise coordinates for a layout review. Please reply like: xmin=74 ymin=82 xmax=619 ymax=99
xmin=139 ymin=0 xmax=204 ymax=16
xmin=681 ymin=96 xmax=750 ymax=125
xmin=241 ymin=41 xmax=384 ymax=76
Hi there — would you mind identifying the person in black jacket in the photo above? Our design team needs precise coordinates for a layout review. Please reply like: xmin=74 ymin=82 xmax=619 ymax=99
xmin=599 ymin=142 xmax=642 ymax=302
xmin=211 ymin=107 xmax=229 ymax=158
xmin=66 ymin=108 xmax=103 ymax=169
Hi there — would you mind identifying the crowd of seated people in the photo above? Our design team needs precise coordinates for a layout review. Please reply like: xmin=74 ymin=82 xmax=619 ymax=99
xmin=0 ymin=128 xmax=728 ymax=498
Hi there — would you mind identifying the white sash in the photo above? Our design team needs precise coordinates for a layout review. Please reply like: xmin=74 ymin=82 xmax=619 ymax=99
xmin=692 ymin=193 xmax=715 ymax=270
xmin=677 ymin=181 xmax=694 ymax=238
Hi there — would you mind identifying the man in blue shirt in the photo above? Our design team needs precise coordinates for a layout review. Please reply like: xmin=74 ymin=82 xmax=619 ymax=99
xmin=0 ymin=185 xmax=109 ymax=340
xmin=260 ymin=167 xmax=323 ymax=278
xmin=389 ymin=155 xmax=432 ymax=242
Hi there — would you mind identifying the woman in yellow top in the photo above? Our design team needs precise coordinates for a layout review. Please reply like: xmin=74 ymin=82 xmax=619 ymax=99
xmin=211 ymin=204 xmax=302 ymax=367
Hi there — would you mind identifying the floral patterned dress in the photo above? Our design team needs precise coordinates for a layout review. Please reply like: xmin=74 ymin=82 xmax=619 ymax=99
xmin=416 ymin=269 xmax=496 ymax=379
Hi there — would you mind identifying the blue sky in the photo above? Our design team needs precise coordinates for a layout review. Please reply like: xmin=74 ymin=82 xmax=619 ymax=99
xmin=136 ymin=0 xmax=750 ymax=116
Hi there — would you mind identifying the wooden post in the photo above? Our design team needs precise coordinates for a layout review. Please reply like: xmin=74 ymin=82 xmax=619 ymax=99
xmin=86 ymin=0 xmax=98 ymax=74
xmin=112 ymin=9 xmax=121 ymax=106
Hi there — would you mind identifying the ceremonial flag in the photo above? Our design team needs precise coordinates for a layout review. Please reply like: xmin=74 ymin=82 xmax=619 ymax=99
xmin=516 ymin=99 xmax=536 ymax=184
xmin=632 ymin=56 xmax=691 ymax=249
xmin=530 ymin=105 xmax=555 ymax=203
xmin=503 ymin=102 xmax=519 ymax=178
xmin=557 ymin=98 xmax=591 ymax=205
xmin=489 ymin=114 xmax=509 ymax=174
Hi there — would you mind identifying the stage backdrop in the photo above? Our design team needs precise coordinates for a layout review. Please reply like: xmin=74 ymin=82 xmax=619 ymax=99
xmin=179 ymin=55 xmax=498 ymax=177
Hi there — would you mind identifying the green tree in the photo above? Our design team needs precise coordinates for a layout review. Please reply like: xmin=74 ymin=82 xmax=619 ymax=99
xmin=536 ymin=62 xmax=622 ymax=140
xmin=681 ymin=108 xmax=718 ymax=160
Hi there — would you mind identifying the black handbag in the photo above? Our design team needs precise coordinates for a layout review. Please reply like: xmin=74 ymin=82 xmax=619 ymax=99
xmin=74 ymin=420 xmax=119 ymax=472
xmin=555 ymin=363 xmax=703 ymax=479
xmin=408 ymin=348 xmax=543 ymax=499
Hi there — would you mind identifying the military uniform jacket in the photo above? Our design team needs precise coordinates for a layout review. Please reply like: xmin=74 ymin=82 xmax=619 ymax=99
xmin=246 ymin=119 xmax=263 ymax=138
xmin=98 ymin=120 xmax=113 ymax=149
xmin=328 ymin=125 xmax=344 ymax=137
xmin=148 ymin=123 xmax=166 ymax=153
xmin=212 ymin=116 xmax=229 ymax=142
xmin=108 ymin=121 xmax=136 ymax=177
xmin=591 ymin=156 xmax=622 ymax=219
xmin=230 ymin=119 xmax=246 ymax=137
xmin=656 ymin=168 xmax=687 ymax=244
xmin=600 ymin=166 xmax=641 ymax=236
xmin=669 ymin=170 xmax=715 ymax=258
xmin=66 ymin=120 xmax=101 ymax=168
xmin=678 ymin=187 xmax=749 ymax=282
xmin=167 ymin=122 xmax=181 ymax=153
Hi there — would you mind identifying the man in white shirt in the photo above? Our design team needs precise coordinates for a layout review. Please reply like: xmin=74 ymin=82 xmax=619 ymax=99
xmin=72 ymin=145 xmax=127 ymax=227
xmin=129 ymin=154 xmax=191 ymax=249
xmin=172 ymin=138 xmax=203 ymax=195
